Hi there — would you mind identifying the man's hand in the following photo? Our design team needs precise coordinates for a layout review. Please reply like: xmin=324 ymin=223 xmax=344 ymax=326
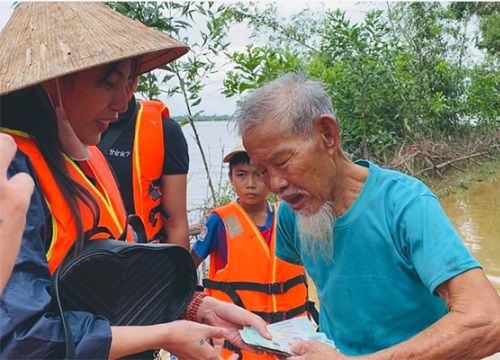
xmin=281 ymin=340 xmax=345 ymax=360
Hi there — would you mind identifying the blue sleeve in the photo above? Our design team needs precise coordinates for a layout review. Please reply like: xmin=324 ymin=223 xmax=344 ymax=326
xmin=275 ymin=202 xmax=303 ymax=265
xmin=192 ymin=213 xmax=224 ymax=259
xmin=396 ymin=194 xmax=481 ymax=294
xmin=0 ymin=151 xmax=112 ymax=359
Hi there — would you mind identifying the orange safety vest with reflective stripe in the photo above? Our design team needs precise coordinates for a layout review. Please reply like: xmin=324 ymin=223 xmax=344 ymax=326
xmin=132 ymin=100 xmax=170 ymax=241
xmin=3 ymin=129 xmax=132 ymax=274
xmin=204 ymin=202 xmax=309 ymax=360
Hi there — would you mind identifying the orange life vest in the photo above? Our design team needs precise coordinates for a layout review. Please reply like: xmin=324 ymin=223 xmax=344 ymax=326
xmin=3 ymin=128 xmax=132 ymax=274
xmin=131 ymin=100 xmax=170 ymax=241
xmin=204 ymin=202 xmax=309 ymax=360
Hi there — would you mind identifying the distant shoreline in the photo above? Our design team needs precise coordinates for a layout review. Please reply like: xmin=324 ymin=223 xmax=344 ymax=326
xmin=172 ymin=115 xmax=231 ymax=123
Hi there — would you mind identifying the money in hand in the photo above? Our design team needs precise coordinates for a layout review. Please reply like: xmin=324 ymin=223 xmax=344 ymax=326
xmin=239 ymin=316 xmax=336 ymax=356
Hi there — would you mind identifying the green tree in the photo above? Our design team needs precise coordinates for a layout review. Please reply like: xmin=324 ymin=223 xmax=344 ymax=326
xmin=451 ymin=2 xmax=500 ymax=57
xmin=107 ymin=1 xmax=235 ymax=206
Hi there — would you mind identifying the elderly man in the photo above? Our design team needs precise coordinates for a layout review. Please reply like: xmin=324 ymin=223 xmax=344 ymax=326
xmin=234 ymin=73 xmax=500 ymax=359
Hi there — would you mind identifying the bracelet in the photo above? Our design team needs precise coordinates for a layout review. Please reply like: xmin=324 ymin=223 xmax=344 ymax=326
xmin=181 ymin=291 xmax=208 ymax=322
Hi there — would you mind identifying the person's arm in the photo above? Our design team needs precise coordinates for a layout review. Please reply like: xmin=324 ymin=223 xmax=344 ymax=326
xmin=1 ymin=150 xmax=112 ymax=359
xmin=0 ymin=134 xmax=34 ymax=293
xmin=161 ymin=117 xmax=190 ymax=249
xmin=190 ymin=213 xmax=224 ymax=269
xmin=109 ymin=292 xmax=272 ymax=359
xmin=161 ymin=173 xmax=189 ymax=249
xmin=109 ymin=321 xmax=228 ymax=360
xmin=190 ymin=248 xmax=206 ymax=268
xmin=288 ymin=268 xmax=500 ymax=359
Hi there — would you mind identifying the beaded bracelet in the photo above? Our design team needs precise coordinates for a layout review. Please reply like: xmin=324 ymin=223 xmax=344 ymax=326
xmin=181 ymin=291 xmax=208 ymax=322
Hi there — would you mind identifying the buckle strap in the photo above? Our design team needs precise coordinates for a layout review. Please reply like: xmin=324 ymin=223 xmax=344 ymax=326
xmin=148 ymin=178 xmax=162 ymax=201
xmin=149 ymin=205 xmax=171 ymax=228
xmin=203 ymin=275 xmax=306 ymax=295
xmin=253 ymin=302 xmax=308 ymax=323
xmin=307 ymin=300 xmax=320 ymax=326
xmin=150 ymin=227 xmax=167 ymax=243
xmin=203 ymin=278 xmax=246 ymax=309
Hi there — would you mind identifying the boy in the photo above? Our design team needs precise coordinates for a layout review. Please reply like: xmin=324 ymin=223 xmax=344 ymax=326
xmin=190 ymin=142 xmax=309 ymax=360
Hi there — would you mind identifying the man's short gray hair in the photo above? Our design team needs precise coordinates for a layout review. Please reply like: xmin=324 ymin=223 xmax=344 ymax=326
xmin=234 ymin=73 xmax=336 ymax=138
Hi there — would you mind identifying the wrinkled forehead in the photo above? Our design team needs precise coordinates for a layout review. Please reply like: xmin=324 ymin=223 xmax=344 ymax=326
xmin=240 ymin=123 xmax=270 ymax=158
xmin=243 ymin=132 xmax=292 ymax=169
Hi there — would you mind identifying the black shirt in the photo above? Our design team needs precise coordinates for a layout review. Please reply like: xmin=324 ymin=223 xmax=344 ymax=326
xmin=98 ymin=97 xmax=189 ymax=214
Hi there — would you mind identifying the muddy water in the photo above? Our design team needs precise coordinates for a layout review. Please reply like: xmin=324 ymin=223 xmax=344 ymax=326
xmin=440 ymin=172 xmax=500 ymax=293
xmin=308 ymin=171 xmax=500 ymax=305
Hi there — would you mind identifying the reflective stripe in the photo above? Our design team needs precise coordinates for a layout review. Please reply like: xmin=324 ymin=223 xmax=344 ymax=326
xmin=3 ymin=128 xmax=131 ymax=273
xmin=131 ymin=100 xmax=169 ymax=241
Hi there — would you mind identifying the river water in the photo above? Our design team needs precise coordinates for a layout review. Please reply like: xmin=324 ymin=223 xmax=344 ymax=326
xmin=182 ymin=120 xmax=240 ymax=223
xmin=440 ymin=172 xmax=500 ymax=293
xmin=182 ymin=121 xmax=500 ymax=294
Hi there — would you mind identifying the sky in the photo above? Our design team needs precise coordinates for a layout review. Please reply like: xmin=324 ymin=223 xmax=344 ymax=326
xmin=0 ymin=1 xmax=384 ymax=116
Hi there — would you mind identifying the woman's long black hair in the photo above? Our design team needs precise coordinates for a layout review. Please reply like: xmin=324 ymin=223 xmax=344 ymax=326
xmin=0 ymin=60 xmax=139 ymax=257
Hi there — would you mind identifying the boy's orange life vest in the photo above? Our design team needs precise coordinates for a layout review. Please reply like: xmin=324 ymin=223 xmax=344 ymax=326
xmin=204 ymin=201 xmax=309 ymax=359
xmin=131 ymin=100 xmax=170 ymax=241
xmin=4 ymin=129 xmax=132 ymax=274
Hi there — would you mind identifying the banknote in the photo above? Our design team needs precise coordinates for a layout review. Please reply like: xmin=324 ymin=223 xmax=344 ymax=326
xmin=239 ymin=316 xmax=336 ymax=356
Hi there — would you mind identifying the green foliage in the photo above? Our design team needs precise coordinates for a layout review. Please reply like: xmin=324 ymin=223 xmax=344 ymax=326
xmin=107 ymin=1 xmax=236 ymax=207
xmin=104 ymin=1 xmax=500 ymax=205
xmin=451 ymin=2 xmax=500 ymax=56
xmin=222 ymin=2 xmax=500 ymax=162
xmin=223 ymin=45 xmax=304 ymax=97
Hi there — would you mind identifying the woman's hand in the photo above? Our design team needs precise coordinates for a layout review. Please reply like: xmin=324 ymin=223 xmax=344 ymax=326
xmin=111 ymin=320 xmax=237 ymax=360
xmin=196 ymin=296 xmax=272 ymax=353
xmin=0 ymin=133 xmax=34 ymax=293
xmin=161 ymin=320 xmax=230 ymax=360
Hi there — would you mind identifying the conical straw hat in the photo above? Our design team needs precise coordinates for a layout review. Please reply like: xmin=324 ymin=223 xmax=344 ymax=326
xmin=0 ymin=2 xmax=189 ymax=96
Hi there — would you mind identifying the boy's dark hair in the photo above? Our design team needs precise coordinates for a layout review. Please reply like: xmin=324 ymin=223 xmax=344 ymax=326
xmin=229 ymin=152 xmax=251 ymax=173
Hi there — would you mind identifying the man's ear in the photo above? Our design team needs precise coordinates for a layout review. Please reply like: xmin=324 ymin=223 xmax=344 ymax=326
xmin=314 ymin=114 xmax=340 ymax=152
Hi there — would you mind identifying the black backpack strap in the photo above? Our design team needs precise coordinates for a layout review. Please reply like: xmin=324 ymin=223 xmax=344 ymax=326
xmin=119 ymin=214 xmax=148 ymax=244
xmin=52 ymin=265 xmax=76 ymax=360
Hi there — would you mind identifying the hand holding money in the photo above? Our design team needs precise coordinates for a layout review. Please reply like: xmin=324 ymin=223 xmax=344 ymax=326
xmin=239 ymin=316 xmax=336 ymax=357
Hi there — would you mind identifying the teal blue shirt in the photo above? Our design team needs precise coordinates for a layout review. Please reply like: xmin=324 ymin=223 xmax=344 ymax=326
xmin=276 ymin=160 xmax=480 ymax=356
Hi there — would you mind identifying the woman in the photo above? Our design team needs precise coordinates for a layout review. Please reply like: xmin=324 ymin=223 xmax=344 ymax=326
xmin=0 ymin=3 xmax=269 ymax=359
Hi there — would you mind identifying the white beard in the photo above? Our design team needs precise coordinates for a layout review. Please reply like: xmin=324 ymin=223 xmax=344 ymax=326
xmin=297 ymin=201 xmax=335 ymax=262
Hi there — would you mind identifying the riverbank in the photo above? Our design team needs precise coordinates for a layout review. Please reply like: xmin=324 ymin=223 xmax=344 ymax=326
xmin=419 ymin=152 xmax=500 ymax=198
xmin=384 ymin=130 xmax=500 ymax=198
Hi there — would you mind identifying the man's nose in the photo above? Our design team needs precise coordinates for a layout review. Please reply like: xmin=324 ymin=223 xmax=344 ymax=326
xmin=268 ymin=172 xmax=287 ymax=194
